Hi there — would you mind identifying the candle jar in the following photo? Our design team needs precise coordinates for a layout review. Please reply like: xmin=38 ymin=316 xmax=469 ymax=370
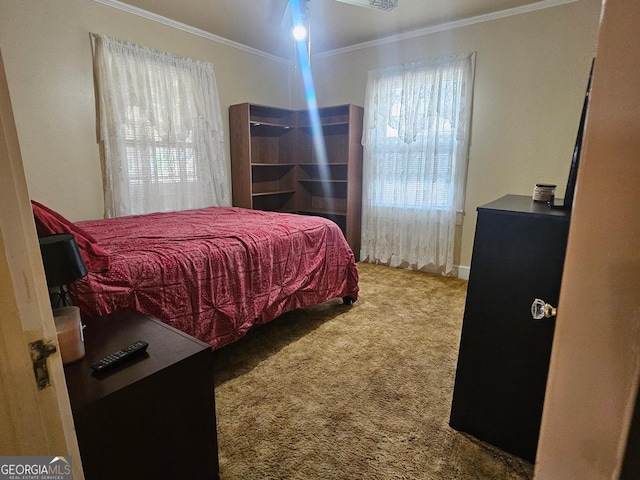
xmin=53 ymin=306 xmax=85 ymax=364
xmin=532 ymin=183 xmax=557 ymax=203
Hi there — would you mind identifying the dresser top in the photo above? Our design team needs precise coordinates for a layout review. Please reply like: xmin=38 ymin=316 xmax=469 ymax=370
xmin=64 ymin=310 xmax=210 ymax=409
xmin=478 ymin=195 xmax=571 ymax=220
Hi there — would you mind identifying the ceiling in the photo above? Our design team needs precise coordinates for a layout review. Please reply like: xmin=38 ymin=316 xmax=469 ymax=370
xmin=115 ymin=0 xmax=550 ymax=59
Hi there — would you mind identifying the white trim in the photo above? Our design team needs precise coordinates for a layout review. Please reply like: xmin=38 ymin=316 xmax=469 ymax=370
xmin=315 ymin=0 xmax=580 ymax=59
xmin=457 ymin=265 xmax=470 ymax=281
xmin=90 ymin=0 xmax=289 ymax=65
xmin=93 ymin=0 xmax=578 ymax=63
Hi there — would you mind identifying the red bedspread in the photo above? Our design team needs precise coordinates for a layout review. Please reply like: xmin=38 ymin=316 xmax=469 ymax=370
xmin=71 ymin=207 xmax=359 ymax=350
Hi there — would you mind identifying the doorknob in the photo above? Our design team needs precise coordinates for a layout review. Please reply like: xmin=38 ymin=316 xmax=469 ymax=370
xmin=531 ymin=298 xmax=557 ymax=320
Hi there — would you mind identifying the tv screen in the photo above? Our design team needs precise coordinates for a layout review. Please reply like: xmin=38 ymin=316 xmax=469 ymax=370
xmin=564 ymin=59 xmax=596 ymax=210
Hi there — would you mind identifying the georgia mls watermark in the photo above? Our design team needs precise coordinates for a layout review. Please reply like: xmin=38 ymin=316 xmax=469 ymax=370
xmin=0 ymin=457 xmax=72 ymax=480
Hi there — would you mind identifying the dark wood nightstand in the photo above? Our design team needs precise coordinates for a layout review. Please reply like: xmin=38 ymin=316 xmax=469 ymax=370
xmin=63 ymin=310 xmax=219 ymax=480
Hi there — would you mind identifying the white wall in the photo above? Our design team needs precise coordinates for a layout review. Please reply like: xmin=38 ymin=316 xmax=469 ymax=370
xmin=308 ymin=0 xmax=602 ymax=268
xmin=0 ymin=0 xmax=290 ymax=222
xmin=0 ymin=0 xmax=603 ymax=270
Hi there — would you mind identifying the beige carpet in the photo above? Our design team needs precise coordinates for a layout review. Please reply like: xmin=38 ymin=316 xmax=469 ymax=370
xmin=212 ymin=262 xmax=534 ymax=479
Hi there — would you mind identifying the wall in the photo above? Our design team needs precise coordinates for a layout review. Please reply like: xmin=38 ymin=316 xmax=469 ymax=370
xmin=0 ymin=0 xmax=290 ymax=222
xmin=308 ymin=0 xmax=602 ymax=269
xmin=0 ymin=0 xmax=603 ymax=271
xmin=535 ymin=0 xmax=640 ymax=476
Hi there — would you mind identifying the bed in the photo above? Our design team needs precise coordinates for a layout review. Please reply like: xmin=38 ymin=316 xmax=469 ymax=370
xmin=32 ymin=202 xmax=359 ymax=351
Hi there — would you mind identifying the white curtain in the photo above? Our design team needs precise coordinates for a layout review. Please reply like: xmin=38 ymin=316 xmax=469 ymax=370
xmin=361 ymin=53 xmax=475 ymax=275
xmin=93 ymin=34 xmax=230 ymax=217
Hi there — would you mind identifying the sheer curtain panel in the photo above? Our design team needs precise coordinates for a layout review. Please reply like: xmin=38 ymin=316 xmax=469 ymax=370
xmin=93 ymin=34 xmax=230 ymax=217
xmin=361 ymin=53 xmax=475 ymax=275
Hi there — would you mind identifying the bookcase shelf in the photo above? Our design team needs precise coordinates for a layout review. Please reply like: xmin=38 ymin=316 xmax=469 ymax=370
xmin=230 ymin=103 xmax=363 ymax=259
xmin=252 ymin=190 xmax=297 ymax=196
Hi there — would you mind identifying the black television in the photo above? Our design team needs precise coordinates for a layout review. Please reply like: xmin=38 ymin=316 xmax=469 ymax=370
xmin=563 ymin=58 xmax=595 ymax=211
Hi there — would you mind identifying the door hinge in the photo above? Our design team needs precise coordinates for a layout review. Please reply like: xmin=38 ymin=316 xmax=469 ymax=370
xmin=29 ymin=340 xmax=57 ymax=390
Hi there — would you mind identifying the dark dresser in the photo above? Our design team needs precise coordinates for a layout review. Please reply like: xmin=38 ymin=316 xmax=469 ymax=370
xmin=64 ymin=310 xmax=219 ymax=480
xmin=449 ymin=195 xmax=570 ymax=462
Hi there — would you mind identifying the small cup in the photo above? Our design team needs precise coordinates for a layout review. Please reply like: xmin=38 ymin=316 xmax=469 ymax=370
xmin=53 ymin=306 xmax=85 ymax=364
xmin=533 ymin=183 xmax=556 ymax=203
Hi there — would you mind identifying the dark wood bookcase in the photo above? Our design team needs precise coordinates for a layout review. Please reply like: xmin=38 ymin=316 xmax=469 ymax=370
xmin=229 ymin=103 xmax=363 ymax=259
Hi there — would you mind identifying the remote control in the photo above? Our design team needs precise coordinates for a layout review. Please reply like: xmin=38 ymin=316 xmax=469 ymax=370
xmin=90 ymin=340 xmax=149 ymax=373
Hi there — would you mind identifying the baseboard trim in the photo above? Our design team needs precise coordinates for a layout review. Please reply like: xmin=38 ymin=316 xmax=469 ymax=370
xmin=457 ymin=266 xmax=470 ymax=281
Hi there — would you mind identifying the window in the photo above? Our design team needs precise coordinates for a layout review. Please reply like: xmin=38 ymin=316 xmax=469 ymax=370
xmin=361 ymin=54 xmax=476 ymax=275
xmin=93 ymin=34 xmax=230 ymax=217
xmin=381 ymin=99 xmax=455 ymax=209
xmin=124 ymin=102 xmax=197 ymax=193
xmin=367 ymin=62 xmax=468 ymax=211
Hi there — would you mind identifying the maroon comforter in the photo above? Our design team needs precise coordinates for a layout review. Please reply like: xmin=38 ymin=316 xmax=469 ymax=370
xmin=71 ymin=207 xmax=359 ymax=350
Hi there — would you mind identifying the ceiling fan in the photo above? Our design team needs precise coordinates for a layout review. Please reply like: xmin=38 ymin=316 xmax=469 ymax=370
xmin=279 ymin=0 xmax=398 ymax=16
xmin=280 ymin=0 xmax=398 ymax=47
xmin=329 ymin=0 xmax=398 ymax=11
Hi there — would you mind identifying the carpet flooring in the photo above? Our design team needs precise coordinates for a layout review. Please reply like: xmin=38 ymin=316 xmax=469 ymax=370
xmin=212 ymin=262 xmax=534 ymax=479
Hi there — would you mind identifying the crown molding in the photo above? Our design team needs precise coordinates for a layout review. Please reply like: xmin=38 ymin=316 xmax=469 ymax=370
xmin=90 ymin=0 xmax=289 ymax=64
xmin=315 ymin=0 xmax=580 ymax=59
xmin=92 ymin=0 xmax=579 ymax=63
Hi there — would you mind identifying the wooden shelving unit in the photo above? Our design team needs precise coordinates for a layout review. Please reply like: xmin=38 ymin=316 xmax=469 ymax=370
xmin=229 ymin=103 xmax=363 ymax=258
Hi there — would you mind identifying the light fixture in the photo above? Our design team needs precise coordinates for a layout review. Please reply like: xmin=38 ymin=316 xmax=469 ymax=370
xmin=290 ymin=1 xmax=309 ymax=40
xmin=292 ymin=23 xmax=307 ymax=41
xmin=39 ymin=233 xmax=88 ymax=307
xmin=289 ymin=0 xmax=311 ymax=64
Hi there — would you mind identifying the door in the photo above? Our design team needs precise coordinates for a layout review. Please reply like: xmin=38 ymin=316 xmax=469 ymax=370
xmin=534 ymin=0 xmax=640 ymax=477
xmin=0 ymin=48 xmax=84 ymax=478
